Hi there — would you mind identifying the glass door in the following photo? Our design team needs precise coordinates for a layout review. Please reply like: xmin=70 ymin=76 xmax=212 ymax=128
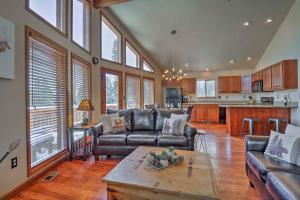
xmin=101 ymin=68 xmax=123 ymax=113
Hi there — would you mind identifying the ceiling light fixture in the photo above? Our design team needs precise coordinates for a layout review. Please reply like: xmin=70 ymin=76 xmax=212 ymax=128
xmin=205 ymin=68 xmax=210 ymax=71
xmin=162 ymin=30 xmax=186 ymax=81
xmin=247 ymin=56 xmax=252 ymax=61
xmin=243 ymin=21 xmax=251 ymax=27
xmin=229 ymin=59 xmax=235 ymax=64
xmin=265 ymin=17 xmax=273 ymax=23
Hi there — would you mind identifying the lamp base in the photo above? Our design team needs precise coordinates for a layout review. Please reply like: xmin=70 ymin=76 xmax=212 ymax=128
xmin=81 ymin=118 xmax=89 ymax=125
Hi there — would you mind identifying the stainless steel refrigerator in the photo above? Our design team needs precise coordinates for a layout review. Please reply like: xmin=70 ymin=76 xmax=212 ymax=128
xmin=164 ymin=87 xmax=182 ymax=108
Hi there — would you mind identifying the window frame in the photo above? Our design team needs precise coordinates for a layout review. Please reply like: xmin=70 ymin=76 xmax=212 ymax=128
xmin=26 ymin=0 xmax=68 ymax=37
xmin=25 ymin=26 xmax=68 ymax=176
xmin=125 ymin=40 xmax=141 ymax=69
xmin=125 ymin=73 xmax=142 ymax=109
xmin=71 ymin=53 xmax=92 ymax=125
xmin=143 ymin=76 xmax=155 ymax=108
xmin=142 ymin=58 xmax=155 ymax=73
xmin=71 ymin=0 xmax=92 ymax=53
xmin=196 ymin=79 xmax=217 ymax=98
xmin=100 ymin=13 xmax=123 ymax=65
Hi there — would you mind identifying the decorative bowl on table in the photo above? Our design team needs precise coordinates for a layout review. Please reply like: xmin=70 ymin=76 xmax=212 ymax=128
xmin=143 ymin=147 xmax=184 ymax=170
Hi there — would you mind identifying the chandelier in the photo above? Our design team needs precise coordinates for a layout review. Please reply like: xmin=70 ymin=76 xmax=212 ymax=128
xmin=162 ymin=30 xmax=187 ymax=81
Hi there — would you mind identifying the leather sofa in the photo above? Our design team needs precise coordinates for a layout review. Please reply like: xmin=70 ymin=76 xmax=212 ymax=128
xmin=91 ymin=108 xmax=197 ymax=159
xmin=245 ymin=135 xmax=300 ymax=200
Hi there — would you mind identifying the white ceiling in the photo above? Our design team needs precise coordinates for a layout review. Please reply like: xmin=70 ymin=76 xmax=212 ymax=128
xmin=109 ymin=0 xmax=295 ymax=72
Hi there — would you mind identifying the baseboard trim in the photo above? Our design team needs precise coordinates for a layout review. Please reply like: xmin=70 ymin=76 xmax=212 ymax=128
xmin=1 ymin=153 xmax=69 ymax=200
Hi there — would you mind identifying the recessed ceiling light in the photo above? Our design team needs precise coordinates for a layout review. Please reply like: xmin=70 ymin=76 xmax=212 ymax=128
xmin=243 ymin=21 xmax=251 ymax=27
xmin=247 ymin=56 xmax=252 ymax=61
xmin=184 ymin=64 xmax=189 ymax=67
xmin=265 ymin=17 xmax=273 ymax=23
xmin=229 ymin=59 xmax=235 ymax=64
xmin=205 ymin=68 xmax=210 ymax=71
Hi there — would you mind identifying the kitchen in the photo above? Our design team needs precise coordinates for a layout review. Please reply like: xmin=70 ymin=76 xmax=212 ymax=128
xmin=163 ymin=59 xmax=299 ymax=136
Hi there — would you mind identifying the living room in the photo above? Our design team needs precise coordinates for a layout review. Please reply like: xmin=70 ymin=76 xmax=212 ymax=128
xmin=1 ymin=0 xmax=300 ymax=199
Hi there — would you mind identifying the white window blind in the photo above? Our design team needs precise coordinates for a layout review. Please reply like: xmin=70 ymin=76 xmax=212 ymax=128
xmin=126 ymin=75 xmax=141 ymax=109
xmin=143 ymin=78 xmax=155 ymax=106
xmin=27 ymin=29 xmax=67 ymax=168
xmin=72 ymin=57 xmax=91 ymax=125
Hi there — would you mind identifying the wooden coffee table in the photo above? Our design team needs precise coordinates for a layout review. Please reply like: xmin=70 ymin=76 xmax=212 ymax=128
xmin=103 ymin=146 xmax=220 ymax=200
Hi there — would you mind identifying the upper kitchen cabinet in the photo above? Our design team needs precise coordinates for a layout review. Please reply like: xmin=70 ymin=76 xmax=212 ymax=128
xmin=262 ymin=67 xmax=272 ymax=92
xmin=162 ymin=79 xmax=182 ymax=87
xmin=241 ymin=75 xmax=251 ymax=93
xmin=251 ymin=71 xmax=263 ymax=82
xmin=218 ymin=76 xmax=241 ymax=93
xmin=271 ymin=60 xmax=298 ymax=91
xmin=181 ymin=78 xmax=196 ymax=95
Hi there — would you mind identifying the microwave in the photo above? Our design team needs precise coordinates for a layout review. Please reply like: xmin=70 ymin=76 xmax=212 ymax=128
xmin=252 ymin=80 xmax=263 ymax=92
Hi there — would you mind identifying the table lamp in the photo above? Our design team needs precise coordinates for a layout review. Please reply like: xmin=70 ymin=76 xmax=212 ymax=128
xmin=77 ymin=99 xmax=94 ymax=125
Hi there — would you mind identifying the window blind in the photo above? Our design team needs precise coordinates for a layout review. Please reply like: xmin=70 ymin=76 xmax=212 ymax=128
xmin=126 ymin=75 xmax=141 ymax=109
xmin=27 ymin=30 xmax=67 ymax=168
xmin=72 ymin=57 xmax=91 ymax=125
xmin=143 ymin=78 xmax=155 ymax=106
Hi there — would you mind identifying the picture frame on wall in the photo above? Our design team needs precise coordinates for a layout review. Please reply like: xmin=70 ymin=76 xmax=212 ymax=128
xmin=0 ymin=16 xmax=15 ymax=80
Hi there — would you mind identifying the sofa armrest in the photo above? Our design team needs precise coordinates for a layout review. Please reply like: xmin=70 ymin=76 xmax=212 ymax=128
xmin=184 ymin=123 xmax=197 ymax=151
xmin=90 ymin=122 xmax=103 ymax=146
xmin=245 ymin=135 xmax=269 ymax=153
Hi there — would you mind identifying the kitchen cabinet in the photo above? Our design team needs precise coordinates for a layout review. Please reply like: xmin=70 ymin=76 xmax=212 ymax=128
xmin=190 ymin=104 xmax=219 ymax=123
xmin=241 ymin=75 xmax=251 ymax=93
xmin=263 ymin=67 xmax=272 ymax=91
xmin=181 ymin=78 xmax=196 ymax=95
xmin=218 ymin=76 xmax=241 ymax=93
xmin=162 ymin=79 xmax=182 ymax=87
xmin=271 ymin=60 xmax=298 ymax=91
xmin=251 ymin=71 xmax=263 ymax=82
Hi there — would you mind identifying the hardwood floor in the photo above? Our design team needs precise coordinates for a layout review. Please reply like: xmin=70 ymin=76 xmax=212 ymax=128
xmin=12 ymin=123 xmax=258 ymax=200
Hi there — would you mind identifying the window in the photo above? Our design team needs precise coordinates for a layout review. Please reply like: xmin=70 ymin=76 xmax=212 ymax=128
xmin=143 ymin=78 xmax=155 ymax=107
xmin=126 ymin=74 xmax=141 ymax=109
xmin=72 ymin=54 xmax=91 ymax=125
xmin=125 ymin=41 xmax=140 ymax=68
xmin=142 ymin=59 xmax=154 ymax=73
xmin=27 ymin=0 xmax=66 ymax=34
xmin=196 ymin=80 xmax=216 ymax=97
xmin=72 ymin=0 xmax=91 ymax=51
xmin=101 ymin=15 xmax=121 ymax=63
xmin=26 ymin=27 xmax=67 ymax=173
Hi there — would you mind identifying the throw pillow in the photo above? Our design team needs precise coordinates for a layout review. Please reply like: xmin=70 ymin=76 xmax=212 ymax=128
xmin=162 ymin=118 xmax=181 ymax=135
xmin=101 ymin=113 xmax=119 ymax=134
xmin=265 ymin=130 xmax=300 ymax=166
xmin=170 ymin=113 xmax=188 ymax=135
xmin=111 ymin=116 xmax=126 ymax=133
xmin=285 ymin=124 xmax=300 ymax=136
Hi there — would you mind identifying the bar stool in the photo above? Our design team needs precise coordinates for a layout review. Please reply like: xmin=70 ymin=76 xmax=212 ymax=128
xmin=195 ymin=129 xmax=207 ymax=152
xmin=268 ymin=118 xmax=289 ymax=132
xmin=241 ymin=117 xmax=261 ymax=136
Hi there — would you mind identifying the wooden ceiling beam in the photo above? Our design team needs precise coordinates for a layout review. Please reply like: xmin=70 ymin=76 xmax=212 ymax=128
xmin=93 ymin=0 xmax=128 ymax=8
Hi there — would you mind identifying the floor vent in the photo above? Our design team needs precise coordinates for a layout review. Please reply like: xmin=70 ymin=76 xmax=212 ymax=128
xmin=42 ymin=171 xmax=60 ymax=182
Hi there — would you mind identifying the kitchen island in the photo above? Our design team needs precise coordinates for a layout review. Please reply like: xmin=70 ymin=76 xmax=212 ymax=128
xmin=219 ymin=103 xmax=298 ymax=136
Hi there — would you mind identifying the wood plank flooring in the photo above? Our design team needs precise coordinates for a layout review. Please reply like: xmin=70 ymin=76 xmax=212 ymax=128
xmin=11 ymin=123 xmax=258 ymax=200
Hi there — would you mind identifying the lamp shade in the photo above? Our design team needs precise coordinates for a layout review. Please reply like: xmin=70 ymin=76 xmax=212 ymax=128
xmin=77 ymin=99 xmax=94 ymax=111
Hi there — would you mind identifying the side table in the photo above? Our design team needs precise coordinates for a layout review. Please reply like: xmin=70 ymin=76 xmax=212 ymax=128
xmin=69 ymin=123 xmax=97 ymax=161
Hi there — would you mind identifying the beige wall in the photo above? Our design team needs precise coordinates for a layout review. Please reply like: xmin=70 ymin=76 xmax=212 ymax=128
xmin=0 ymin=0 xmax=162 ymax=196
xmin=254 ymin=0 xmax=300 ymax=125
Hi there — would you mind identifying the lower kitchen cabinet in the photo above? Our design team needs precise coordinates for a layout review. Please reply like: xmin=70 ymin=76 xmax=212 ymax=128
xmin=190 ymin=104 xmax=219 ymax=123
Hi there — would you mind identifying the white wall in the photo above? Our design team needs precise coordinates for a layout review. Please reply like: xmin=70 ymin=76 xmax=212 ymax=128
xmin=0 ymin=0 xmax=162 ymax=196
xmin=186 ymin=69 xmax=254 ymax=101
xmin=254 ymin=0 xmax=300 ymax=125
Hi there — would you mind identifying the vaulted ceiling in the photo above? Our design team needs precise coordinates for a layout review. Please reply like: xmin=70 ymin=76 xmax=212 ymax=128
xmin=109 ymin=0 xmax=295 ymax=72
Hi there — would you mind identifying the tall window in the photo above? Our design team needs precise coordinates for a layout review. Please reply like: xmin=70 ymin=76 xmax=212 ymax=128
xmin=126 ymin=41 xmax=140 ymax=68
xmin=27 ymin=0 xmax=66 ymax=34
xmin=196 ymin=80 xmax=216 ymax=97
xmin=101 ymin=15 xmax=121 ymax=63
xmin=143 ymin=78 xmax=155 ymax=107
xmin=126 ymin=74 xmax=141 ymax=109
xmin=142 ymin=59 xmax=154 ymax=73
xmin=72 ymin=0 xmax=91 ymax=51
xmin=26 ymin=27 xmax=67 ymax=173
xmin=72 ymin=54 xmax=91 ymax=125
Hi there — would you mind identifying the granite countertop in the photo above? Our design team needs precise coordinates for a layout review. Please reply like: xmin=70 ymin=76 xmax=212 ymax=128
xmin=182 ymin=101 xmax=249 ymax=105
xmin=218 ymin=102 xmax=298 ymax=108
